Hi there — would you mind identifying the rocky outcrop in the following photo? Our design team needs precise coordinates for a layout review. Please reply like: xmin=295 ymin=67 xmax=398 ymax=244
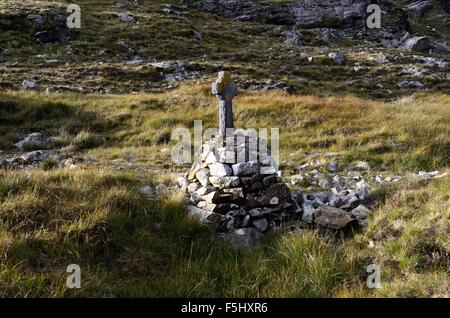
xmin=403 ymin=36 xmax=431 ymax=52
xmin=192 ymin=0 xmax=370 ymax=28
xmin=33 ymin=10 xmax=73 ymax=44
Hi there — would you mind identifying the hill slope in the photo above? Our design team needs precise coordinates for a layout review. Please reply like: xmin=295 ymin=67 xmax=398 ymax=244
xmin=0 ymin=1 xmax=449 ymax=298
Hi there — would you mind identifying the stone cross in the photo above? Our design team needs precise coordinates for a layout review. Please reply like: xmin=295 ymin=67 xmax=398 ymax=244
xmin=212 ymin=71 xmax=237 ymax=135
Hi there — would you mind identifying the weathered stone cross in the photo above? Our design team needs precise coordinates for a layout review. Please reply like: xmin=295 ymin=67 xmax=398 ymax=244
xmin=212 ymin=71 xmax=237 ymax=135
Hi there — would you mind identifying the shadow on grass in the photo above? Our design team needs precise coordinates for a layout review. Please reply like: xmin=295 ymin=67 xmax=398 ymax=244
xmin=0 ymin=94 xmax=119 ymax=151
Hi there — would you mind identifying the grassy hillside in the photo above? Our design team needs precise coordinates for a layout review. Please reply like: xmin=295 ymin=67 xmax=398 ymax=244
xmin=1 ymin=0 xmax=449 ymax=97
xmin=0 ymin=87 xmax=449 ymax=297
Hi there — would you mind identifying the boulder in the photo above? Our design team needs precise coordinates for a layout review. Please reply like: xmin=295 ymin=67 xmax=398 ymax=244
xmin=193 ymin=0 xmax=369 ymax=29
xmin=139 ymin=185 xmax=154 ymax=196
xmin=403 ymin=36 xmax=430 ymax=52
xmin=34 ymin=13 xmax=72 ymax=44
xmin=20 ymin=150 xmax=47 ymax=163
xmin=217 ymin=228 xmax=265 ymax=249
xmin=314 ymin=205 xmax=353 ymax=229
xmin=354 ymin=161 xmax=370 ymax=170
xmin=350 ymin=204 xmax=370 ymax=220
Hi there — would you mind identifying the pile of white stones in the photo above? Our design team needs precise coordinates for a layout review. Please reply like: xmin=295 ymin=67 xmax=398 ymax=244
xmin=183 ymin=132 xmax=292 ymax=236
xmin=181 ymin=131 xmax=371 ymax=246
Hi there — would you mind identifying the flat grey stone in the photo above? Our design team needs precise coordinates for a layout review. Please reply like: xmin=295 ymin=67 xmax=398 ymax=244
xmin=209 ymin=176 xmax=240 ymax=188
xmin=217 ymin=228 xmax=265 ymax=249
xmin=232 ymin=161 xmax=260 ymax=176
xmin=186 ymin=205 xmax=225 ymax=225
xmin=209 ymin=163 xmax=233 ymax=176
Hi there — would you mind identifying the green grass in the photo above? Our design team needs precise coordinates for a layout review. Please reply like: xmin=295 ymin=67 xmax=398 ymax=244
xmin=0 ymin=86 xmax=449 ymax=297
xmin=0 ymin=168 xmax=447 ymax=297
xmin=3 ymin=86 xmax=449 ymax=172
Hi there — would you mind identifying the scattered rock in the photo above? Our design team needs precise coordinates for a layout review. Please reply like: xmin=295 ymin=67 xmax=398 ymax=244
xmin=252 ymin=218 xmax=269 ymax=232
xmin=186 ymin=205 xmax=226 ymax=225
xmin=290 ymin=174 xmax=304 ymax=185
xmin=34 ymin=12 xmax=72 ymax=44
xmin=403 ymin=36 xmax=430 ymax=52
xmin=232 ymin=161 xmax=260 ymax=176
xmin=283 ymin=28 xmax=302 ymax=46
xmin=117 ymin=12 xmax=135 ymax=22
xmin=318 ymin=173 xmax=332 ymax=189
xmin=139 ymin=185 xmax=154 ymax=196
xmin=314 ymin=205 xmax=354 ymax=230
xmin=155 ymin=184 xmax=166 ymax=193
xmin=217 ymin=228 xmax=265 ymax=249
xmin=58 ymin=157 xmax=76 ymax=168
xmin=14 ymin=132 xmax=43 ymax=150
xmin=195 ymin=169 xmax=211 ymax=187
xmin=22 ymin=80 xmax=38 ymax=90
xmin=239 ymin=80 xmax=294 ymax=93
xmin=398 ymin=80 xmax=424 ymax=89
xmin=20 ymin=150 xmax=47 ymax=163
xmin=192 ymin=31 xmax=203 ymax=41
xmin=354 ymin=161 xmax=370 ymax=170
xmin=328 ymin=52 xmax=346 ymax=64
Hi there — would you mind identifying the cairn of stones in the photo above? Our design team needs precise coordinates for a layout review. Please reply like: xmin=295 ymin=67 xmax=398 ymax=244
xmin=184 ymin=72 xmax=297 ymax=236
xmin=185 ymin=130 xmax=295 ymax=234
xmin=183 ymin=72 xmax=372 ymax=245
